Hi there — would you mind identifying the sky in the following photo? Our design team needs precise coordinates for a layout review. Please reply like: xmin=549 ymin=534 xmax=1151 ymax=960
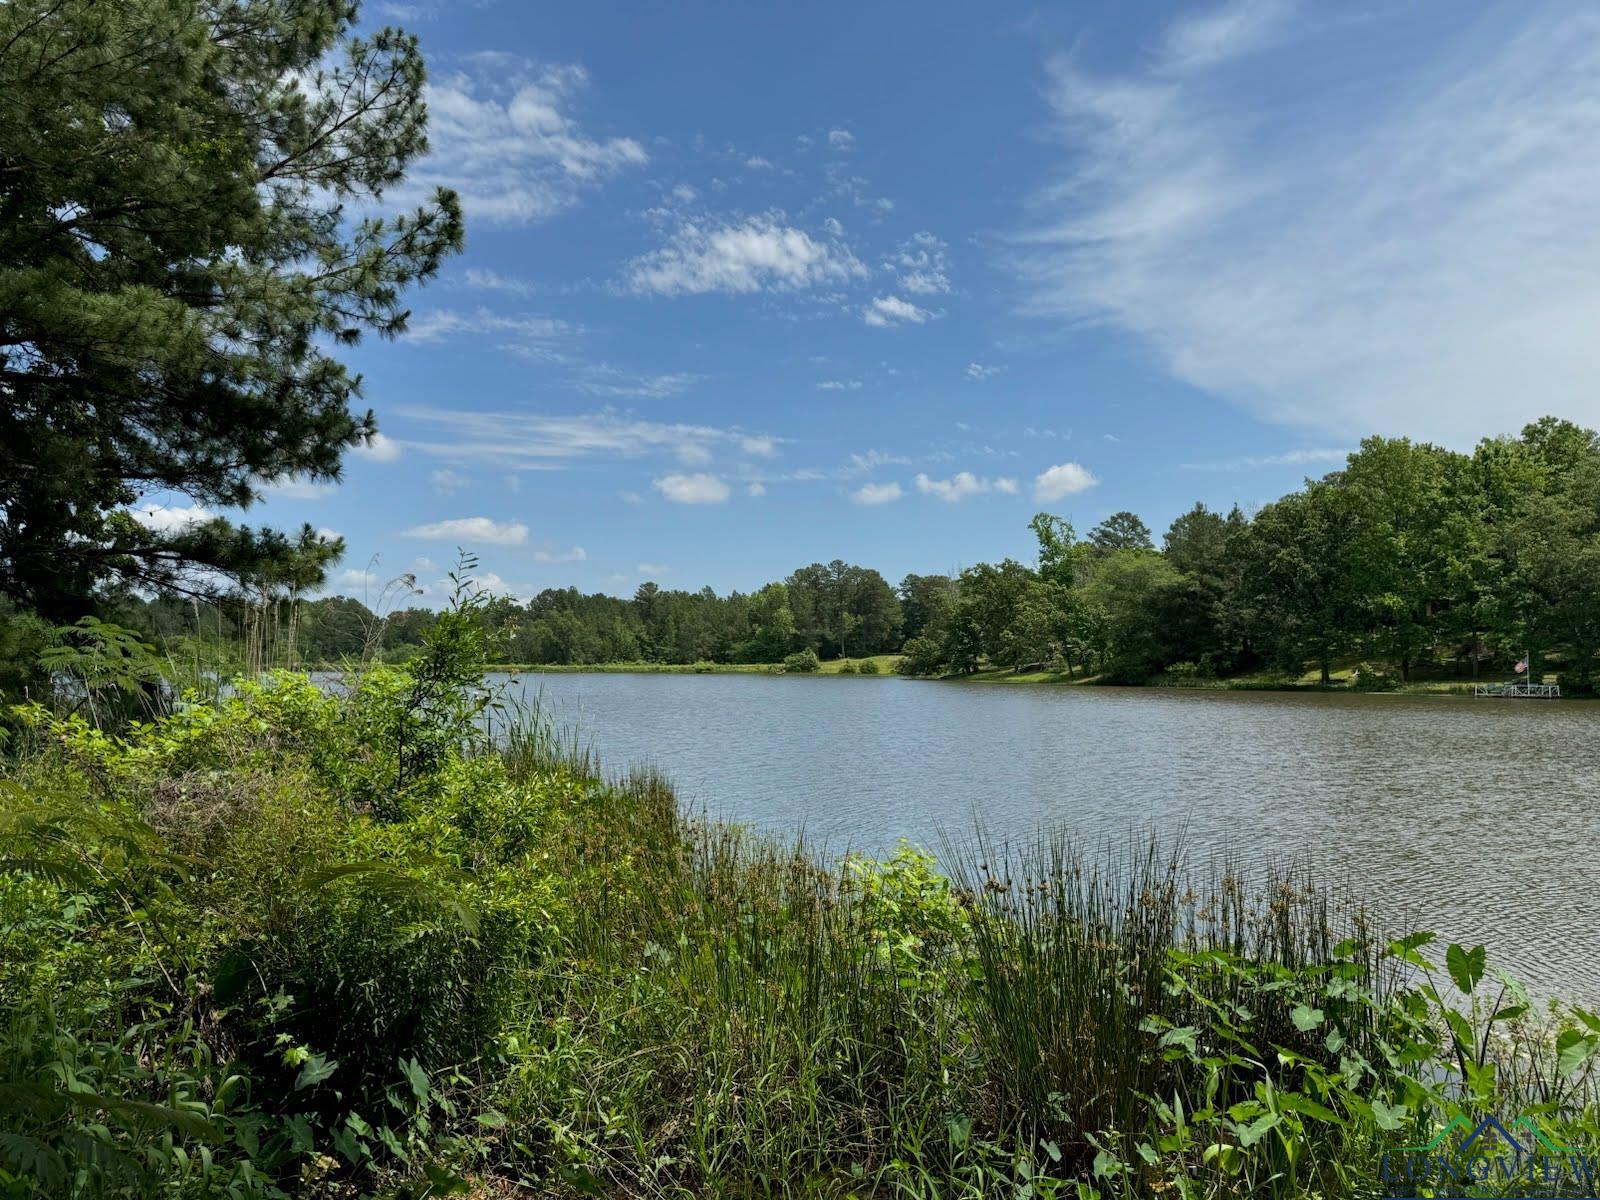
xmin=142 ymin=0 xmax=1600 ymax=604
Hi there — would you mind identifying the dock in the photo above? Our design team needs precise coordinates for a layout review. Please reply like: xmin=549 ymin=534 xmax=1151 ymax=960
xmin=1472 ymin=682 xmax=1561 ymax=698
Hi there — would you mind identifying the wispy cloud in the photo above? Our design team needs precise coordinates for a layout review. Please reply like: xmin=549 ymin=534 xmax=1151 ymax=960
xmin=430 ymin=468 xmax=469 ymax=494
xmin=624 ymin=212 xmax=866 ymax=296
xmin=817 ymin=379 xmax=863 ymax=391
xmin=400 ymin=408 xmax=776 ymax=472
xmin=403 ymin=308 xmax=575 ymax=358
xmin=403 ymin=516 xmax=529 ymax=545
xmin=965 ymin=362 xmax=1002 ymax=382
xmin=460 ymin=267 xmax=537 ymax=296
xmin=575 ymin=366 xmax=699 ymax=399
xmin=405 ymin=57 xmax=647 ymax=225
xmin=1181 ymin=447 xmax=1350 ymax=471
xmin=1021 ymin=1 xmax=1600 ymax=441
xmin=532 ymin=545 xmax=587 ymax=563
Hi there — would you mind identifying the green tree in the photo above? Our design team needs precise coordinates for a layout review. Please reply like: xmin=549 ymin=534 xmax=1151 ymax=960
xmin=1080 ymin=549 xmax=1182 ymax=681
xmin=0 ymin=0 xmax=462 ymax=616
xmin=738 ymin=582 xmax=798 ymax=662
xmin=898 ymin=573 xmax=957 ymax=642
xmin=1088 ymin=511 xmax=1154 ymax=555
xmin=1339 ymin=437 xmax=1473 ymax=679
xmin=1247 ymin=484 xmax=1360 ymax=684
xmin=1476 ymin=419 xmax=1600 ymax=689
xmin=1030 ymin=513 xmax=1091 ymax=586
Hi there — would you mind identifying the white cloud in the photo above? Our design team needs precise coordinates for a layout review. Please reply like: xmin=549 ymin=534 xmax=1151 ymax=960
xmin=817 ymin=379 xmax=863 ymax=390
xmin=316 ymin=527 xmax=343 ymax=542
xmin=1033 ymin=462 xmax=1099 ymax=501
xmin=532 ymin=545 xmax=587 ymax=563
xmin=886 ymin=231 xmax=951 ymax=295
xmin=745 ymin=154 xmax=775 ymax=170
xmin=618 ymin=490 xmax=644 ymax=504
xmin=131 ymin=503 xmax=213 ymax=534
xmin=624 ymin=212 xmax=866 ymax=296
xmin=914 ymin=471 xmax=1007 ymax=502
xmin=354 ymin=431 xmax=402 ymax=462
xmin=852 ymin=481 xmax=903 ymax=505
xmin=863 ymin=295 xmax=931 ymax=327
xmin=1023 ymin=3 xmax=1600 ymax=441
xmin=827 ymin=128 xmax=855 ymax=149
xmin=994 ymin=477 xmax=1020 ymax=494
xmin=406 ymin=59 xmax=646 ymax=225
xmin=653 ymin=473 xmax=731 ymax=504
xmin=965 ymin=362 xmax=1002 ymax=381
xmin=747 ymin=482 xmax=767 ymax=497
xmin=403 ymin=516 xmax=529 ymax=545
xmin=739 ymin=435 xmax=779 ymax=458
xmin=637 ymin=563 xmax=669 ymax=576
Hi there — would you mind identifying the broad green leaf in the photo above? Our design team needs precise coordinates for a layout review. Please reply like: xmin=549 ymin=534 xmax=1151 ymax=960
xmin=1445 ymin=943 xmax=1486 ymax=994
xmin=1290 ymin=1004 xmax=1325 ymax=1032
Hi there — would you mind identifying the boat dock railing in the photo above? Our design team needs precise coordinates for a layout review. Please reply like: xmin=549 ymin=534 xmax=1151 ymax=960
xmin=1472 ymin=682 xmax=1561 ymax=698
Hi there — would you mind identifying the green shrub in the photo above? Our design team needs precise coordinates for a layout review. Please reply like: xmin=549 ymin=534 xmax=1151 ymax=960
xmin=781 ymin=648 xmax=820 ymax=673
xmin=856 ymin=657 xmax=881 ymax=674
xmin=1352 ymin=661 xmax=1400 ymax=690
xmin=896 ymin=635 xmax=945 ymax=676
xmin=837 ymin=660 xmax=858 ymax=673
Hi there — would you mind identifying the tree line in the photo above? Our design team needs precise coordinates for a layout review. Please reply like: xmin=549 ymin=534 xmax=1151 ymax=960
xmin=901 ymin=417 xmax=1600 ymax=689
xmin=21 ymin=414 xmax=1593 ymax=693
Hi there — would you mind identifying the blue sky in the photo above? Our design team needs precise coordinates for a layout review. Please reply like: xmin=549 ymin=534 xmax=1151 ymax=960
xmin=142 ymin=1 xmax=1600 ymax=603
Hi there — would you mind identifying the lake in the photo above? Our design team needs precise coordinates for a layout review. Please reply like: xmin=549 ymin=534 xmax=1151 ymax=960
xmin=499 ymin=671 xmax=1600 ymax=1000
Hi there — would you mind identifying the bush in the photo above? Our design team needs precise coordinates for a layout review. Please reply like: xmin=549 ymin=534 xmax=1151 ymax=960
xmin=1352 ymin=661 xmax=1400 ymax=690
xmin=896 ymin=636 xmax=945 ymax=676
xmin=857 ymin=658 xmax=881 ymax=674
xmin=837 ymin=660 xmax=858 ymax=674
xmin=782 ymin=648 xmax=820 ymax=673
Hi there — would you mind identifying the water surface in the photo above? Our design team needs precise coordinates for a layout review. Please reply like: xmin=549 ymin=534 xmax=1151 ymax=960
xmin=501 ymin=672 xmax=1600 ymax=999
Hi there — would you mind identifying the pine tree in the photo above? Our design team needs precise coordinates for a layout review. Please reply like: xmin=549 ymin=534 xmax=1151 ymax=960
xmin=0 ymin=0 xmax=463 ymax=615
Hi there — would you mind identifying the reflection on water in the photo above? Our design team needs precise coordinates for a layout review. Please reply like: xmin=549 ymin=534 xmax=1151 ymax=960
xmin=500 ymin=672 xmax=1600 ymax=1000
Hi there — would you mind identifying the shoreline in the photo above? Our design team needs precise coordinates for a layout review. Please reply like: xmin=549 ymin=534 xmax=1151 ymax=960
xmin=482 ymin=659 xmax=1588 ymax=698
